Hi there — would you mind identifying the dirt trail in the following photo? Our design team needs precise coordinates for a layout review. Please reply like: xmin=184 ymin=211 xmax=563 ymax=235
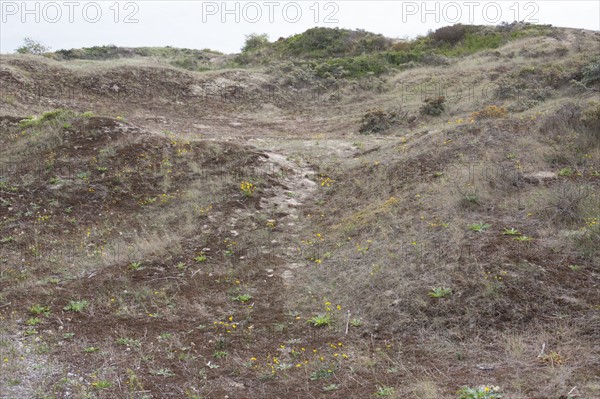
xmin=257 ymin=151 xmax=318 ymax=285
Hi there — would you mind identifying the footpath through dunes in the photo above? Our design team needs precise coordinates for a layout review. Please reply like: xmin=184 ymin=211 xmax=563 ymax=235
xmin=1 ymin=24 xmax=599 ymax=398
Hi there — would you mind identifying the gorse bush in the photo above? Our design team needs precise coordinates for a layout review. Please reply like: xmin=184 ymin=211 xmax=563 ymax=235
xmin=471 ymin=105 xmax=507 ymax=120
xmin=358 ymin=108 xmax=401 ymax=134
xmin=420 ymin=96 xmax=446 ymax=116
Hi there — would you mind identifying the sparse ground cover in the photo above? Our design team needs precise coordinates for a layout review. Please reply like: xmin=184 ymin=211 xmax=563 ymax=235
xmin=0 ymin=25 xmax=599 ymax=399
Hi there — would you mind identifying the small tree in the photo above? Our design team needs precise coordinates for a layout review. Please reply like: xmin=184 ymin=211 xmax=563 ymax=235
xmin=242 ymin=33 xmax=269 ymax=52
xmin=16 ymin=37 xmax=50 ymax=55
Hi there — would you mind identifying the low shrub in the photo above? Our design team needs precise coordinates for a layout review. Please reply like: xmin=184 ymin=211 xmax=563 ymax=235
xmin=430 ymin=24 xmax=466 ymax=45
xmin=580 ymin=101 xmax=600 ymax=147
xmin=358 ymin=108 xmax=402 ymax=134
xmin=572 ymin=60 xmax=600 ymax=90
xmin=419 ymin=96 xmax=446 ymax=116
xmin=471 ymin=105 xmax=507 ymax=120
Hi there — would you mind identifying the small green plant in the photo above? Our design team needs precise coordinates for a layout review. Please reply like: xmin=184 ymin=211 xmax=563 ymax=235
xmin=276 ymin=363 xmax=293 ymax=371
xmin=215 ymin=336 xmax=226 ymax=350
xmin=25 ymin=317 xmax=42 ymax=326
xmin=375 ymin=386 xmax=395 ymax=397
xmin=469 ymin=222 xmax=491 ymax=232
xmin=568 ymin=264 xmax=582 ymax=271
xmin=29 ymin=304 xmax=51 ymax=316
xmin=213 ymin=350 xmax=228 ymax=359
xmin=84 ymin=346 xmax=100 ymax=353
xmin=323 ymin=383 xmax=340 ymax=392
xmin=457 ymin=385 xmax=502 ymax=399
xmin=7 ymin=379 xmax=21 ymax=387
xmin=151 ymin=368 xmax=175 ymax=377
xmin=175 ymin=262 xmax=187 ymax=270
xmin=64 ymin=300 xmax=89 ymax=312
xmin=349 ymin=318 xmax=363 ymax=327
xmin=0 ymin=236 xmax=15 ymax=244
xmin=428 ymin=287 xmax=453 ymax=298
xmin=116 ymin=337 xmax=141 ymax=347
xmin=463 ymin=193 xmax=479 ymax=203
xmin=558 ymin=167 xmax=573 ymax=177
xmin=63 ymin=332 xmax=75 ymax=340
xmin=129 ymin=261 xmax=142 ymax=270
xmin=502 ymin=228 xmax=521 ymax=236
xmin=91 ymin=380 xmax=113 ymax=389
xmin=233 ymin=294 xmax=252 ymax=303
xmin=513 ymin=235 xmax=532 ymax=242
xmin=307 ymin=314 xmax=333 ymax=327
xmin=310 ymin=366 xmax=334 ymax=380
xmin=194 ymin=254 xmax=207 ymax=263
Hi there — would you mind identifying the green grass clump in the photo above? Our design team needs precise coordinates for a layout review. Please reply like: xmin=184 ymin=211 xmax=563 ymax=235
xmin=428 ymin=287 xmax=452 ymax=298
xmin=18 ymin=109 xmax=74 ymax=129
xmin=469 ymin=222 xmax=491 ymax=232
xmin=63 ymin=300 xmax=89 ymax=312
xmin=307 ymin=314 xmax=333 ymax=327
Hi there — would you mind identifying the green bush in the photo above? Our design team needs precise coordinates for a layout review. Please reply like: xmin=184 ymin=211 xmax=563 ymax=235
xmin=382 ymin=50 xmax=423 ymax=65
xmin=55 ymin=45 xmax=122 ymax=60
xmin=315 ymin=55 xmax=389 ymax=79
xmin=18 ymin=109 xmax=75 ymax=129
xmin=275 ymin=27 xmax=393 ymax=58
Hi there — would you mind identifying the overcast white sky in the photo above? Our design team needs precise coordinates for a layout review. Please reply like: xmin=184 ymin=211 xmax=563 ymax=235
xmin=1 ymin=1 xmax=599 ymax=54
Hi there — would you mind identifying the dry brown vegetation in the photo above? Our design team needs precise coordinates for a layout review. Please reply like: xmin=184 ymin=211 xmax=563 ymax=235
xmin=0 ymin=25 xmax=599 ymax=399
